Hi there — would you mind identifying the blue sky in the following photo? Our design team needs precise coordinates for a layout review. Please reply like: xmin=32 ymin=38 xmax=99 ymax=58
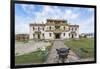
xmin=15 ymin=4 xmax=94 ymax=34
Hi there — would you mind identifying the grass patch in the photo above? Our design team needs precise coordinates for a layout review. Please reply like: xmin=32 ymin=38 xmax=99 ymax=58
xmin=64 ymin=38 xmax=94 ymax=58
xmin=15 ymin=45 xmax=52 ymax=65
xmin=15 ymin=50 xmax=48 ymax=64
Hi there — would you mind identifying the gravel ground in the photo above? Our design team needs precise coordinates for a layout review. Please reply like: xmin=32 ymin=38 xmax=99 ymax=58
xmin=15 ymin=40 xmax=51 ymax=56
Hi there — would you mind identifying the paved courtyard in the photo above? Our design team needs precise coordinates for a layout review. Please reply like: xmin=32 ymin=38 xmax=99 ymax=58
xmin=45 ymin=40 xmax=80 ymax=64
xmin=15 ymin=40 xmax=94 ymax=64
xmin=45 ymin=40 xmax=94 ymax=64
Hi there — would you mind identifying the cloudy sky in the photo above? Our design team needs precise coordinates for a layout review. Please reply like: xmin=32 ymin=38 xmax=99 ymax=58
xmin=15 ymin=4 xmax=94 ymax=34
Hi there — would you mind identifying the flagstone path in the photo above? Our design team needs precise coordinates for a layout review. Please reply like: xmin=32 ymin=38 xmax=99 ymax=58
xmin=45 ymin=40 xmax=80 ymax=64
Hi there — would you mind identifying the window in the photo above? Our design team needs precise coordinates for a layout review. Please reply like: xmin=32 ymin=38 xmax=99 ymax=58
xmin=69 ymin=28 xmax=70 ymax=30
xmin=63 ymin=33 xmax=65 ymax=36
xmin=33 ymin=27 xmax=35 ymax=30
xmin=69 ymin=33 xmax=70 ymax=37
xmin=72 ymin=28 xmax=74 ymax=31
xmin=49 ymin=26 xmax=51 ymax=30
xmin=75 ymin=27 xmax=77 ymax=30
xmin=33 ymin=34 xmax=35 ymax=37
xmin=49 ymin=33 xmax=51 ymax=37
xmin=43 ymin=27 xmax=44 ymax=31
xmin=64 ymin=26 xmax=65 ymax=30
xmin=42 ymin=33 xmax=44 ymax=37
xmin=38 ymin=27 xmax=40 ymax=31
xmin=55 ymin=26 xmax=60 ymax=29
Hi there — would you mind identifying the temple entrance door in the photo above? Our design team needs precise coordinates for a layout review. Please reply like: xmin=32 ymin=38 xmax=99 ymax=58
xmin=38 ymin=34 xmax=40 ymax=39
xmin=72 ymin=34 xmax=74 ymax=38
xmin=55 ymin=33 xmax=60 ymax=39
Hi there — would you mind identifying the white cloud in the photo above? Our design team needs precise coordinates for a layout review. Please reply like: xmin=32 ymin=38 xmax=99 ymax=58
xmin=33 ymin=5 xmax=80 ymax=23
xmin=78 ymin=15 xmax=94 ymax=33
xmin=15 ymin=15 xmax=32 ymax=34
xmin=15 ymin=4 xmax=94 ymax=34
xmin=15 ymin=23 xmax=29 ymax=34
xmin=21 ymin=4 xmax=35 ymax=15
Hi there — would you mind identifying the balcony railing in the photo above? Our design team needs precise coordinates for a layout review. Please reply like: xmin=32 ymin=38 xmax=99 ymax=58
xmin=45 ymin=29 xmax=69 ymax=32
xmin=34 ymin=31 xmax=41 ymax=34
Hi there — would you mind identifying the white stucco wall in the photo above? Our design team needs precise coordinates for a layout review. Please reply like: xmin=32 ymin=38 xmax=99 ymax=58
xmin=29 ymin=25 xmax=79 ymax=40
xmin=60 ymin=32 xmax=70 ymax=39
xmin=75 ymin=27 xmax=79 ymax=38
xmin=29 ymin=26 xmax=45 ymax=39
xmin=29 ymin=26 xmax=34 ymax=39
xmin=69 ymin=27 xmax=79 ymax=38
xmin=44 ymin=32 xmax=54 ymax=40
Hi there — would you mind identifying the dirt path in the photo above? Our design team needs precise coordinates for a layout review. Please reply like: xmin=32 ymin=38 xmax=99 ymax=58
xmin=45 ymin=40 xmax=80 ymax=64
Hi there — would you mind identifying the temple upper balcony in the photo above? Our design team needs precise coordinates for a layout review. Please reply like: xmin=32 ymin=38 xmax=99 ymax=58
xmin=45 ymin=26 xmax=70 ymax=32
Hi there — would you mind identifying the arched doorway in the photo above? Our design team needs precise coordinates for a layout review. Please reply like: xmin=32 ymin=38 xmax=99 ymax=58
xmin=55 ymin=33 xmax=61 ymax=39
xmin=38 ymin=34 xmax=40 ymax=39
xmin=71 ymin=34 xmax=74 ymax=38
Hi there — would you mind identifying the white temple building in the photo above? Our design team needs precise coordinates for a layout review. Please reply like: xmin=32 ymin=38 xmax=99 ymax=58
xmin=29 ymin=19 xmax=79 ymax=40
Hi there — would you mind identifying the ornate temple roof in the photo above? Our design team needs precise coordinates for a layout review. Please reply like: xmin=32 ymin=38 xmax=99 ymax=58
xmin=47 ymin=19 xmax=67 ymax=23
xmin=29 ymin=24 xmax=45 ymax=26
xmin=29 ymin=19 xmax=79 ymax=27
